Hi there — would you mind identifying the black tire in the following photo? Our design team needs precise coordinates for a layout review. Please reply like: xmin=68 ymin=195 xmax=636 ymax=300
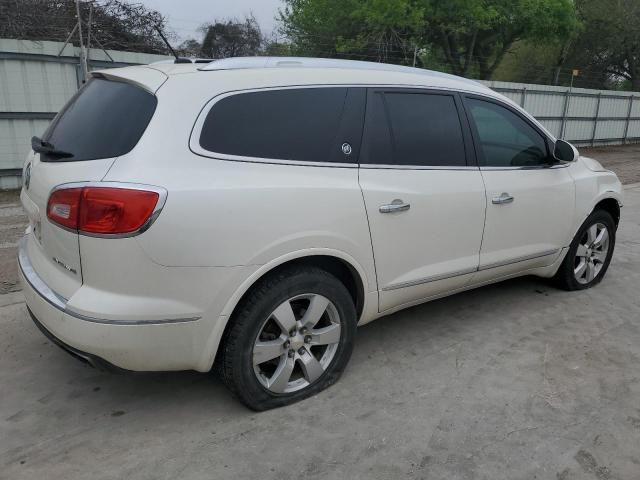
xmin=218 ymin=265 xmax=357 ymax=411
xmin=553 ymin=209 xmax=616 ymax=291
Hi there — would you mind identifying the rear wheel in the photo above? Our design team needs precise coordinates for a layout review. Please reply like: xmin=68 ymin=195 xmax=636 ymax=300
xmin=554 ymin=209 xmax=616 ymax=290
xmin=219 ymin=266 xmax=356 ymax=410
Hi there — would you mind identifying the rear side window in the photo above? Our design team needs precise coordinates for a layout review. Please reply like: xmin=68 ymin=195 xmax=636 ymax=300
xmin=361 ymin=91 xmax=467 ymax=167
xmin=43 ymin=77 xmax=157 ymax=161
xmin=199 ymin=88 xmax=350 ymax=163
xmin=466 ymin=98 xmax=549 ymax=167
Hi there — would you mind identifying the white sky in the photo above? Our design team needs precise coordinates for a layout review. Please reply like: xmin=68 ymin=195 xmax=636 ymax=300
xmin=138 ymin=0 xmax=285 ymax=41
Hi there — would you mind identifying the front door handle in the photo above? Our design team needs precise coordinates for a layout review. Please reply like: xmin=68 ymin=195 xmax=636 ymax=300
xmin=492 ymin=192 xmax=515 ymax=205
xmin=379 ymin=199 xmax=411 ymax=213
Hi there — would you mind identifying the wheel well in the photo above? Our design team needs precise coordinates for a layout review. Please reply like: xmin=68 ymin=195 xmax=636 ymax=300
xmin=594 ymin=198 xmax=620 ymax=227
xmin=235 ymin=255 xmax=365 ymax=320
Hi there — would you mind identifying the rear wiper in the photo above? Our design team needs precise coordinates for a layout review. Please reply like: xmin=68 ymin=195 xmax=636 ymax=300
xmin=31 ymin=136 xmax=74 ymax=159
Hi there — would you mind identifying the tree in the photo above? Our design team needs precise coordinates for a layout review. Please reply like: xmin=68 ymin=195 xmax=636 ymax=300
xmin=0 ymin=0 xmax=170 ymax=54
xmin=280 ymin=0 xmax=424 ymax=64
xmin=177 ymin=39 xmax=203 ymax=57
xmin=199 ymin=15 xmax=263 ymax=59
xmin=569 ymin=0 xmax=640 ymax=90
xmin=279 ymin=0 xmax=579 ymax=79
xmin=424 ymin=0 xmax=578 ymax=79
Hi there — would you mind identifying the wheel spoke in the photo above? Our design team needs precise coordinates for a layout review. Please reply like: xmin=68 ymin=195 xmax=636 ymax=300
xmin=593 ymin=227 xmax=609 ymax=248
xmin=253 ymin=338 xmax=286 ymax=365
xmin=585 ymin=261 xmax=596 ymax=282
xmin=298 ymin=350 xmax=324 ymax=383
xmin=592 ymin=250 xmax=607 ymax=263
xmin=267 ymin=356 xmax=295 ymax=393
xmin=587 ymin=224 xmax=598 ymax=245
xmin=574 ymin=258 xmax=588 ymax=278
xmin=301 ymin=295 xmax=330 ymax=329
xmin=271 ymin=301 xmax=297 ymax=334
xmin=576 ymin=244 xmax=589 ymax=257
xmin=310 ymin=323 xmax=341 ymax=346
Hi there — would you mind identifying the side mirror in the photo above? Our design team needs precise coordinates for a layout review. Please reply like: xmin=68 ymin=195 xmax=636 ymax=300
xmin=554 ymin=139 xmax=578 ymax=162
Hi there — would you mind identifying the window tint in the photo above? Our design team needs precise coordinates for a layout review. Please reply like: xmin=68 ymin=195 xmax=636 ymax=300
xmin=199 ymin=88 xmax=349 ymax=162
xmin=466 ymin=98 xmax=549 ymax=167
xmin=361 ymin=91 xmax=466 ymax=167
xmin=43 ymin=77 xmax=157 ymax=162
xmin=360 ymin=92 xmax=392 ymax=165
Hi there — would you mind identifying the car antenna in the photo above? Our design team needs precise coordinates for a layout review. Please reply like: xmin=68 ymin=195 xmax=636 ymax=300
xmin=154 ymin=25 xmax=191 ymax=64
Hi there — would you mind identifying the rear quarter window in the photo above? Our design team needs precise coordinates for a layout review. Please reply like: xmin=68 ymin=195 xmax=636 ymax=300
xmin=42 ymin=77 xmax=157 ymax=161
xmin=198 ymin=88 xmax=350 ymax=163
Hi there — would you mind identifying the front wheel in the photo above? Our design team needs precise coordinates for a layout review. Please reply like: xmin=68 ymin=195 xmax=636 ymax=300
xmin=218 ymin=266 xmax=356 ymax=410
xmin=554 ymin=209 xmax=616 ymax=291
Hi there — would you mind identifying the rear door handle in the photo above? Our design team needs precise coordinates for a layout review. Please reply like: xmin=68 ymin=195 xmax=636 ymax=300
xmin=492 ymin=192 xmax=514 ymax=205
xmin=379 ymin=199 xmax=411 ymax=213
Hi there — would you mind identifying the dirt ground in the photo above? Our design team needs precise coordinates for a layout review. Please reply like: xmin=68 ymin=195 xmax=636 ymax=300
xmin=0 ymin=144 xmax=638 ymax=294
xmin=0 ymin=189 xmax=26 ymax=294
xmin=582 ymin=144 xmax=640 ymax=185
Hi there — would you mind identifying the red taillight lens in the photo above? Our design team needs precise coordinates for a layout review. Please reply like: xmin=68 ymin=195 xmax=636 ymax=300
xmin=47 ymin=187 xmax=160 ymax=235
xmin=47 ymin=187 xmax=82 ymax=230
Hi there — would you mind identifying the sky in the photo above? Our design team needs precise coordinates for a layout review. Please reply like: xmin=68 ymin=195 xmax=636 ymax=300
xmin=138 ymin=0 xmax=285 ymax=42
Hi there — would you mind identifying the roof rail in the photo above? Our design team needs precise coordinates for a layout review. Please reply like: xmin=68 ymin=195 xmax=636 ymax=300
xmin=197 ymin=56 xmax=483 ymax=86
xmin=151 ymin=57 xmax=214 ymax=65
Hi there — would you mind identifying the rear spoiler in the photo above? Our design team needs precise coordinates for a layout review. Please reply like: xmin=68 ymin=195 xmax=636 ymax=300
xmin=90 ymin=66 xmax=168 ymax=94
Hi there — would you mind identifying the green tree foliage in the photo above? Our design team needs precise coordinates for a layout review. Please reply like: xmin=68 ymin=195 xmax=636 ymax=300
xmin=280 ymin=0 xmax=425 ymax=64
xmin=280 ymin=0 xmax=578 ymax=78
xmin=569 ymin=0 xmax=640 ymax=90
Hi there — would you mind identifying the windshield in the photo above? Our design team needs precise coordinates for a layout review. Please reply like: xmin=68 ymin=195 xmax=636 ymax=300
xmin=42 ymin=77 xmax=157 ymax=162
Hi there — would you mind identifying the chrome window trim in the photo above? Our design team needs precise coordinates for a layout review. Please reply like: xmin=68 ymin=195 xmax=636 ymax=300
xmin=48 ymin=181 xmax=168 ymax=239
xmin=479 ymin=163 xmax=571 ymax=171
xmin=360 ymin=164 xmax=478 ymax=171
xmin=18 ymin=237 xmax=201 ymax=325
xmin=382 ymin=249 xmax=560 ymax=291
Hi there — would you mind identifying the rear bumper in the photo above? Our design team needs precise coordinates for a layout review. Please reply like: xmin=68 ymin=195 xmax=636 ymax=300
xmin=27 ymin=307 xmax=126 ymax=372
xmin=18 ymin=235 xmax=209 ymax=371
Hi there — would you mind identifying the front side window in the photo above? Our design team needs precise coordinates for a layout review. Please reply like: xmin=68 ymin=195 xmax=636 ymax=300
xmin=199 ymin=88 xmax=349 ymax=163
xmin=43 ymin=77 xmax=157 ymax=162
xmin=361 ymin=91 xmax=467 ymax=167
xmin=466 ymin=98 xmax=549 ymax=167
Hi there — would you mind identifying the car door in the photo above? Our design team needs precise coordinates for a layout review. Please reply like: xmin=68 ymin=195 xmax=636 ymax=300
xmin=461 ymin=95 xmax=575 ymax=280
xmin=358 ymin=88 xmax=486 ymax=312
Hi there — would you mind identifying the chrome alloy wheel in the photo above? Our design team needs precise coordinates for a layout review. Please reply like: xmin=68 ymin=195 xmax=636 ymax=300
xmin=574 ymin=222 xmax=610 ymax=285
xmin=252 ymin=294 xmax=342 ymax=394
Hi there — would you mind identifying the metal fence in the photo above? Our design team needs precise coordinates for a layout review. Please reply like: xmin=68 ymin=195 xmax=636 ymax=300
xmin=481 ymin=80 xmax=640 ymax=147
xmin=1 ymin=38 xmax=639 ymax=189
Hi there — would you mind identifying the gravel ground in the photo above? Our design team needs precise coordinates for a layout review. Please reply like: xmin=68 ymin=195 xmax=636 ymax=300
xmin=582 ymin=144 xmax=640 ymax=185
xmin=0 ymin=190 xmax=26 ymax=294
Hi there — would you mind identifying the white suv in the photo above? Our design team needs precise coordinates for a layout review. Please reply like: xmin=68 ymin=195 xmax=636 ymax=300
xmin=19 ymin=57 xmax=623 ymax=410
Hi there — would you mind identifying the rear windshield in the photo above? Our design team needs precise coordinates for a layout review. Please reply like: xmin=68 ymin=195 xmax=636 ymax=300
xmin=42 ymin=77 xmax=157 ymax=161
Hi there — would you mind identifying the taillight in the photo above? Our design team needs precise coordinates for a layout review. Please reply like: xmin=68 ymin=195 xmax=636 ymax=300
xmin=47 ymin=186 xmax=161 ymax=235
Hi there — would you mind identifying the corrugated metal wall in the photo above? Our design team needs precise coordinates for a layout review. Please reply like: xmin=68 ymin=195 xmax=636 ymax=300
xmin=0 ymin=39 xmax=169 ymax=189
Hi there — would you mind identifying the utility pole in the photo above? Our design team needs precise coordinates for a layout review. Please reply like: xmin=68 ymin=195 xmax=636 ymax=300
xmin=75 ymin=0 xmax=88 ymax=83
xmin=86 ymin=3 xmax=93 ymax=72
xmin=412 ymin=45 xmax=418 ymax=68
